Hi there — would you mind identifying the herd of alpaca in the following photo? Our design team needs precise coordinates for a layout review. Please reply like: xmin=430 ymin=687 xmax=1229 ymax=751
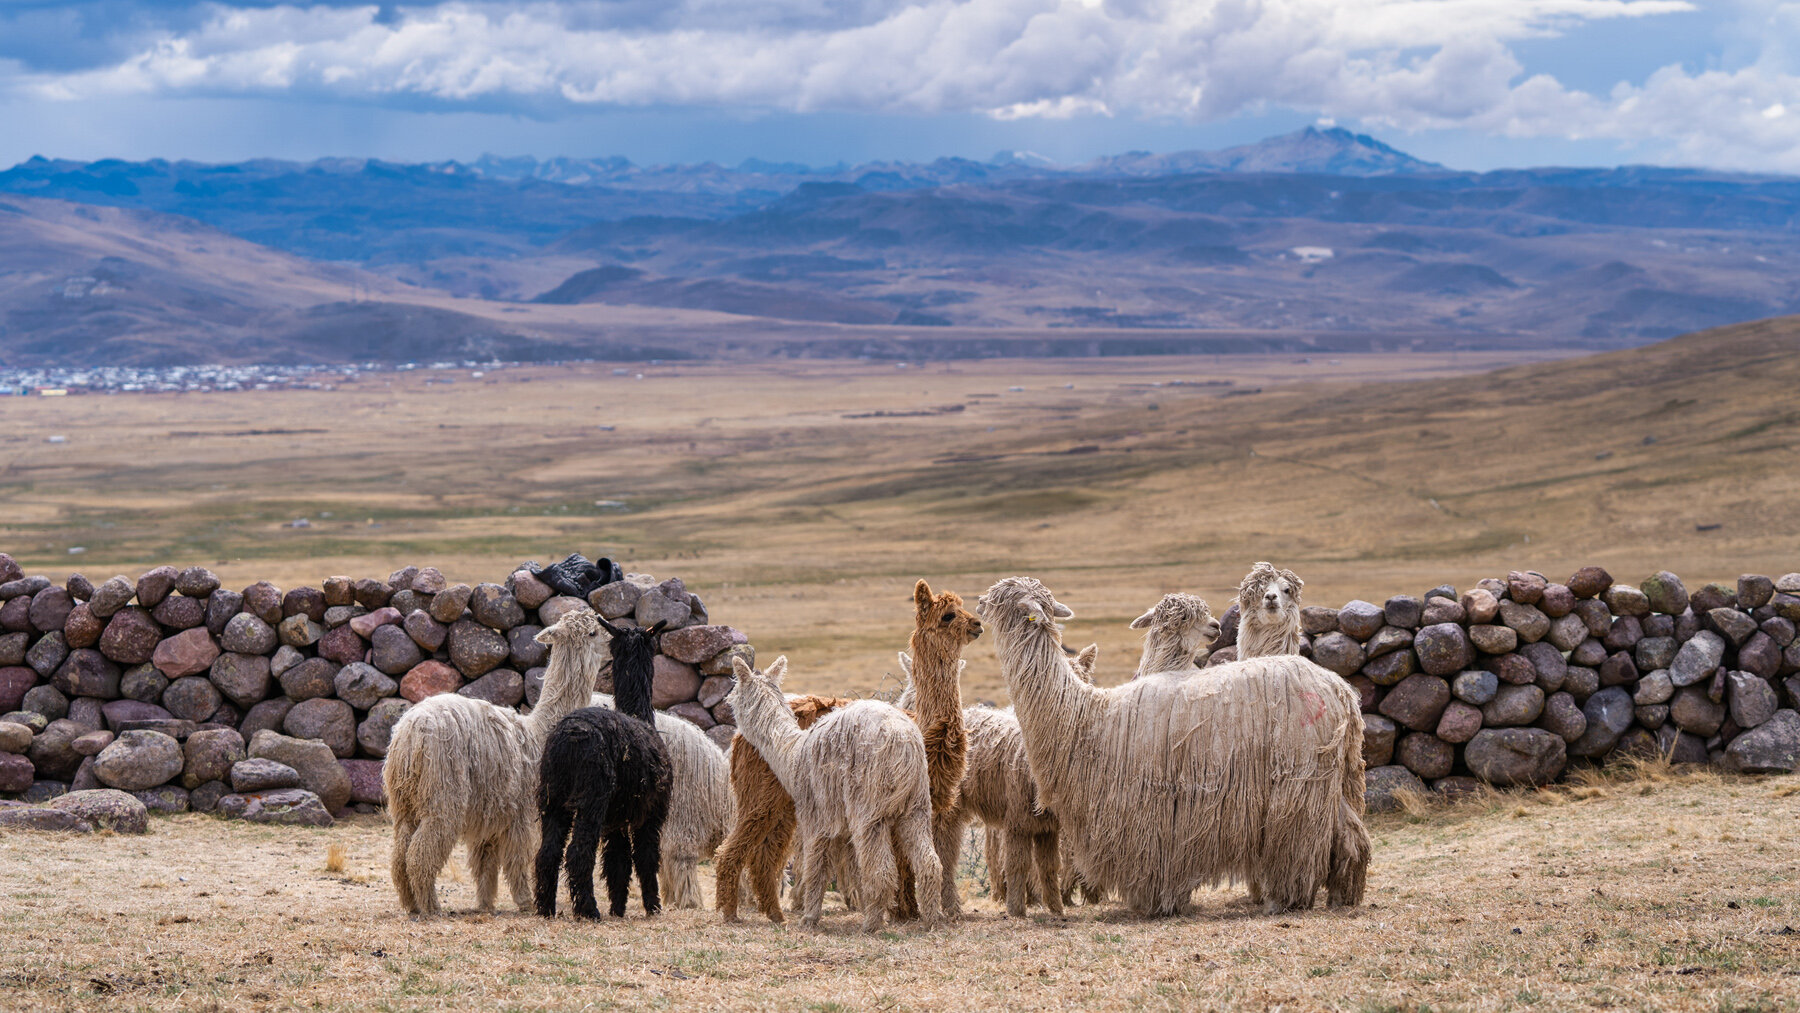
xmin=383 ymin=561 xmax=1369 ymax=929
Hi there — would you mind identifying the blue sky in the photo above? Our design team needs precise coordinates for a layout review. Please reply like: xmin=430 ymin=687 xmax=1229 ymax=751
xmin=0 ymin=1 xmax=1794 ymax=171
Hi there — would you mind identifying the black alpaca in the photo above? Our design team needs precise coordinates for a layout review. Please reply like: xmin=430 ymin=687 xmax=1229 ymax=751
xmin=535 ymin=617 xmax=673 ymax=919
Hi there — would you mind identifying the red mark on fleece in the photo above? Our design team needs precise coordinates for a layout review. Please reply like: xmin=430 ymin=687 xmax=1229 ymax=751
xmin=1298 ymin=690 xmax=1325 ymax=727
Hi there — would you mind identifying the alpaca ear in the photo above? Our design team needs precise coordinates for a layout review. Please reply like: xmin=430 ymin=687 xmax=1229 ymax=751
xmin=1051 ymin=600 xmax=1074 ymax=620
xmin=896 ymin=652 xmax=912 ymax=678
xmin=731 ymin=657 xmax=754 ymax=681
xmin=766 ymin=656 xmax=789 ymax=687
xmin=1129 ymin=607 xmax=1157 ymax=630
xmin=914 ymin=579 xmax=934 ymax=615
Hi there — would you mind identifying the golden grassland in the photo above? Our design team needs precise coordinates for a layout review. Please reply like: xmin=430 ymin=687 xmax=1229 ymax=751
xmin=2 ymin=320 xmax=1797 ymax=700
xmin=0 ymin=763 xmax=1795 ymax=1011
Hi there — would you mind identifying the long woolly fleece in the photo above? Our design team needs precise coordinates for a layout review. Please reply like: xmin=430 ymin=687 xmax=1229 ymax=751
xmin=729 ymin=659 xmax=942 ymax=932
xmin=980 ymin=577 xmax=1368 ymax=916
xmin=591 ymin=692 xmax=734 ymax=910
xmin=384 ymin=608 xmax=608 ymax=916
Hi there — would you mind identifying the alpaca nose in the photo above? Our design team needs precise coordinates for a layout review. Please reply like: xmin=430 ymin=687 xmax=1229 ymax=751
xmin=1264 ymin=593 xmax=1279 ymax=607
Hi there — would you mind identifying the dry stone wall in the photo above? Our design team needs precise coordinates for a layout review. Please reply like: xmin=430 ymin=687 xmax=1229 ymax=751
xmin=0 ymin=555 xmax=752 ymax=827
xmin=1207 ymin=566 xmax=1800 ymax=810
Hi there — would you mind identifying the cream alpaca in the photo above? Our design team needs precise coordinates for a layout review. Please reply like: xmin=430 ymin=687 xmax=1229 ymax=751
xmin=384 ymin=608 xmax=607 ymax=916
xmin=1234 ymin=562 xmax=1305 ymax=658
xmin=591 ymin=693 xmax=735 ymax=910
xmin=979 ymin=576 xmax=1369 ymax=916
xmin=1131 ymin=593 xmax=1222 ymax=676
xmin=728 ymin=656 xmax=942 ymax=932
xmin=902 ymin=653 xmax=1063 ymax=917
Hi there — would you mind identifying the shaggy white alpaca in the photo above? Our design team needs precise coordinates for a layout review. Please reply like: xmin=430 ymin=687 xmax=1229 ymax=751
xmin=590 ymin=693 xmax=735 ymax=910
xmin=979 ymin=576 xmax=1368 ymax=916
xmin=1130 ymin=593 xmax=1222 ymax=676
xmin=1234 ymin=562 xmax=1305 ymax=659
xmin=729 ymin=656 xmax=942 ymax=932
xmin=385 ymin=608 xmax=607 ymax=916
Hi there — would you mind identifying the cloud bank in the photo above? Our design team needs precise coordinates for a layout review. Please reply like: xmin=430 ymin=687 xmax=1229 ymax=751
xmin=7 ymin=0 xmax=1800 ymax=169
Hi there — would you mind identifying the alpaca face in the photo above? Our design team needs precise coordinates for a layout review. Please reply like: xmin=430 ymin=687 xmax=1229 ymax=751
xmin=727 ymin=656 xmax=790 ymax=722
xmin=977 ymin=577 xmax=1075 ymax=634
xmin=535 ymin=606 xmax=603 ymax=646
xmin=1130 ymin=593 xmax=1219 ymax=656
xmin=1237 ymin=562 xmax=1303 ymax=624
xmin=914 ymin=580 xmax=982 ymax=648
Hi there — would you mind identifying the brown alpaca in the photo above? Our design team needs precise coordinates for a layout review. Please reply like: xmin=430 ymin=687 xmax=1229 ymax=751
xmin=714 ymin=693 xmax=852 ymax=923
xmin=892 ymin=579 xmax=983 ymax=920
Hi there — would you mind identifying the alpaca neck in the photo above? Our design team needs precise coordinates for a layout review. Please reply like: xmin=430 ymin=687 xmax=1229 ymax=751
xmin=1237 ymin=612 xmax=1302 ymax=658
xmin=995 ymin=622 xmax=1097 ymax=789
xmin=527 ymin=642 xmax=605 ymax=743
xmin=905 ymin=630 xmax=964 ymax=728
xmin=1136 ymin=633 xmax=1198 ymax=676
xmin=612 ymin=646 xmax=656 ymax=724
xmin=733 ymin=687 xmax=806 ymax=794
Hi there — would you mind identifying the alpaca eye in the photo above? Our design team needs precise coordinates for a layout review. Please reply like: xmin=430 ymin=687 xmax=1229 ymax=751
xmin=940 ymin=613 xmax=954 ymax=623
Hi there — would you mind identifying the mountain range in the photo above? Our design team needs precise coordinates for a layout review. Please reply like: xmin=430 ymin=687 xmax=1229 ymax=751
xmin=4 ymin=126 xmax=1800 ymax=365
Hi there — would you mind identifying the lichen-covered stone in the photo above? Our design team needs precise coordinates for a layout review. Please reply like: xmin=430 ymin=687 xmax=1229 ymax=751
xmin=93 ymin=729 xmax=184 ymax=791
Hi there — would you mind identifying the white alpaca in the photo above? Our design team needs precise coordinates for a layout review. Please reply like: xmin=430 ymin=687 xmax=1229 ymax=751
xmin=729 ymin=656 xmax=942 ymax=932
xmin=590 ymin=693 xmax=735 ymax=910
xmin=1234 ymin=562 xmax=1305 ymax=659
xmin=978 ymin=576 xmax=1368 ymax=916
xmin=1130 ymin=593 xmax=1222 ymax=676
xmin=384 ymin=608 xmax=607 ymax=916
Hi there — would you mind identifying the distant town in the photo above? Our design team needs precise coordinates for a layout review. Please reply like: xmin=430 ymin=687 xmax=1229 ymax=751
xmin=0 ymin=361 xmax=521 ymax=396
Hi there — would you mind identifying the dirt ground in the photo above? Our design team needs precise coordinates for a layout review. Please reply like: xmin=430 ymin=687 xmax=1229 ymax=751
xmin=0 ymin=768 xmax=1795 ymax=1011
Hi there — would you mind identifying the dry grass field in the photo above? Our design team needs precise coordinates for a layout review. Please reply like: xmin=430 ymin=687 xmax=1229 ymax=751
xmin=1 ymin=318 xmax=1796 ymax=700
xmin=0 ymin=764 xmax=1795 ymax=1011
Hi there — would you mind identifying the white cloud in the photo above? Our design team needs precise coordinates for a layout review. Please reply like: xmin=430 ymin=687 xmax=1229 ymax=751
xmin=17 ymin=0 xmax=1800 ymax=169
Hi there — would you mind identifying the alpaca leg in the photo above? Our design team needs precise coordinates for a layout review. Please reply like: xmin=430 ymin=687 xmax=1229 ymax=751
xmin=748 ymin=829 xmax=792 ymax=923
xmin=983 ymin=827 xmax=1005 ymax=905
xmin=1001 ymin=830 xmax=1032 ymax=918
xmin=661 ymin=859 xmax=699 ymax=911
xmin=601 ymin=831 xmax=636 ymax=918
xmin=897 ymin=814 xmax=944 ymax=927
xmin=534 ymin=808 xmax=573 ymax=917
xmin=504 ymin=831 xmax=534 ymax=913
xmin=891 ymin=848 xmax=920 ymax=921
xmin=798 ymin=836 xmax=831 ymax=929
xmin=1033 ymin=832 xmax=1064 ymax=917
xmin=631 ymin=821 xmax=664 ymax=916
xmin=470 ymin=838 xmax=500 ymax=914
xmin=831 ymin=840 xmax=861 ymax=911
xmin=932 ymin=816 xmax=964 ymax=919
xmin=1327 ymin=801 xmax=1370 ymax=908
xmin=721 ymin=803 xmax=794 ymax=923
xmin=850 ymin=824 xmax=896 ymax=934
xmin=565 ymin=810 xmax=610 ymax=920
xmin=404 ymin=819 xmax=456 ymax=917
xmin=390 ymin=816 xmax=418 ymax=914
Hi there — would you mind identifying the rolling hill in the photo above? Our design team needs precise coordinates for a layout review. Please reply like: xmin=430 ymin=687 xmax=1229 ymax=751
xmin=6 ymin=126 xmax=1800 ymax=362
